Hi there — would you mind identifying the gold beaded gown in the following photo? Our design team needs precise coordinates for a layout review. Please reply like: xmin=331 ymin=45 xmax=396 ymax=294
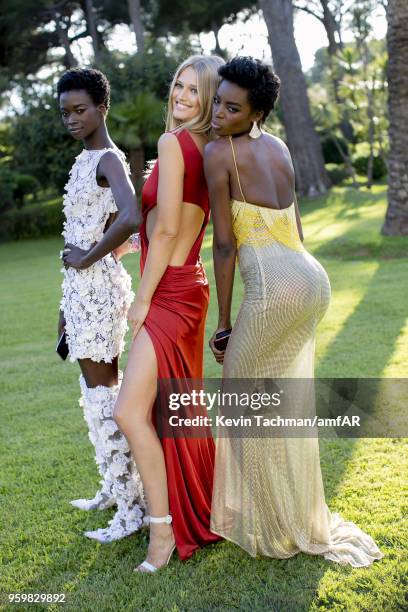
xmin=210 ymin=138 xmax=383 ymax=567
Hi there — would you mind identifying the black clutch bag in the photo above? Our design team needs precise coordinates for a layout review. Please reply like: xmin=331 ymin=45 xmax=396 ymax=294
xmin=56 ymin=331 xmax=69 ymax=361
xmin=213 ymin=328 xmax=232 ymax=351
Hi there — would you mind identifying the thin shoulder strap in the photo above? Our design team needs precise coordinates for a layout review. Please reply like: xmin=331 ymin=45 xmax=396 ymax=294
xmin=228 ymin=136 xmax=246 ymax=203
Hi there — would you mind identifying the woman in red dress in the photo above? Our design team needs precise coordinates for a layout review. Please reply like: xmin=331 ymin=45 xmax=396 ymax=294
xmin=114 ymin=55 xmax=224 ymax=572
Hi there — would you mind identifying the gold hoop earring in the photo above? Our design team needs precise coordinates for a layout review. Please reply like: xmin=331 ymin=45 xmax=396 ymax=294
xmin=249 ymin=121 xmax=262 ymax=139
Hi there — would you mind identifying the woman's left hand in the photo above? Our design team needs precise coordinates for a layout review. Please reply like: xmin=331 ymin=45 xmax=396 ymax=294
xmin=128 ymin=296 xmax=151 ymax=340
xmin=209 ymin=330 xmax=226 ymax=365
xmin=62 ymin=243 xmax=92 ymax=270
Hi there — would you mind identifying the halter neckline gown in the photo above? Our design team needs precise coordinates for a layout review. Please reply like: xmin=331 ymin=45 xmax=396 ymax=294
xmin=210 ymin=137 xmax=383 ymax=568
xmin=140 ymin=128 xmax=221 ymax=560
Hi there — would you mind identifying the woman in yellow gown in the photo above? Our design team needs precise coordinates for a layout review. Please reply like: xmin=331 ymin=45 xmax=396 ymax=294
xmin=204 ymin=57 xmax=383 ymax=567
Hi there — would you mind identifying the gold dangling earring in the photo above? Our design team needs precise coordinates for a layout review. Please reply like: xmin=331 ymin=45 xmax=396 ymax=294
xmin=249 ymin=121 xmax=262 ymax=139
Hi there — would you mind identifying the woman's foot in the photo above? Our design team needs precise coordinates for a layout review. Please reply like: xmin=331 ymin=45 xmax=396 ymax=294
xmin=84 ymin=503 xmax=144 ymax=543
xmin=135 ymin=520 xmax=176 ymax=573
xmin=70 ymin=488 xmax=116 ymax=511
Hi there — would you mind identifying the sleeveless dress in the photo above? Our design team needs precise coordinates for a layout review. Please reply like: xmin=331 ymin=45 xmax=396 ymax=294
xmin=140 ymin=129 xmax=221 ymax=560
xmin=61 ymin=147 xmax=134 ymax=362
xmin=210 ymin=137 xmax=383 ymax=567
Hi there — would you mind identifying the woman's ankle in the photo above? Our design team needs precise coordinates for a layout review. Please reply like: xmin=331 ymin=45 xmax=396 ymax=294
xmin=150 ymin=523 xmax=173 ymax=537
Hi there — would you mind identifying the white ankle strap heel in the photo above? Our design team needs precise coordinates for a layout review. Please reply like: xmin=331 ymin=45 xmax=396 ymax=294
xmin=148 ymin=514 xmax=172 ymax=524
xmin=134 ymin=514 xmax=175 ymax=573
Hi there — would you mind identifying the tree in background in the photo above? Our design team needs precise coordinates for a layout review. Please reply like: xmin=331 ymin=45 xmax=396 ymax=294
xmin=348 ymin=0 xmax=379 ymax=187
xmin=295 ymin=0 xmax=355 ymax=141
xmin=10 ymin=89 xmax=79 ymax=191
xmin=153 ymin=0 xmax=256 ymax=56
xmin=338 ymin=39 xmax=387 ymax=186
xmin=260 ymin=0 xmax=330 ymax=196
xmin=109 ymin=91 xmax=163 ymax=192
xmin=127 ymin=0 xmax=144 ymax=53
xmin=382 ymin=0 xmax=408 ymax=235
xmin=0 ymin=0 xmax=394 ymax=217
xmin=0 ymin=0 xmax=63 ymax=84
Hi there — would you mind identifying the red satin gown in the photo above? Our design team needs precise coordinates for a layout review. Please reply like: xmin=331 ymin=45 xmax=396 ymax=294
xmin=140 ymin=128 xmax=221 ymax=560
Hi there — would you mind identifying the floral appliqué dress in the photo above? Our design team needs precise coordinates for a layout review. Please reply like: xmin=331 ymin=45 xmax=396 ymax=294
xmin=60 ymin=147 xmax=146 ymax=543
xmin=60 ymin=147 xmax=134 ymax=362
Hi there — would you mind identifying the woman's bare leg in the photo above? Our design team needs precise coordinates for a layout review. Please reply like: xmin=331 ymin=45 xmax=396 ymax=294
xmin=78 ymin=356 xmax=118 ymax=388
xmin=114 ymin=326 xmax=175 ymax=569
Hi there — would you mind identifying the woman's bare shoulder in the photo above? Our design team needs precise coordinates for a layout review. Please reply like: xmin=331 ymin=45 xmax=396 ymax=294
xmin=263 ymin=132 xmax=293 ymax=167
xmin=263 ymin=132 xmax=289 ymax=152
xmin=158 ymin=131 xmax=179 ymax=149
xmin=204 ymin=137 xmax=230 ymax=161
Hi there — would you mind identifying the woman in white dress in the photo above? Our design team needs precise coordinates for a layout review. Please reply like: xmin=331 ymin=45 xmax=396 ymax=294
xmin=58 ymin=68 xmax=145 ymax=542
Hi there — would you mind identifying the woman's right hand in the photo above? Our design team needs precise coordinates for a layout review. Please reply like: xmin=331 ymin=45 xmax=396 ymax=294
xmin=58 ymin=309 xmax=66 ymax=340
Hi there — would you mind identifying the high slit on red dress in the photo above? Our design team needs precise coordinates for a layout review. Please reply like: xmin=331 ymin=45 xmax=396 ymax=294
xmin=139 ymin=129 xmax=221 ymax=560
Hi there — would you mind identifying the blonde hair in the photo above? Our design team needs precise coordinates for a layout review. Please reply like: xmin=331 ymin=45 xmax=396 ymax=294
xmin=165 ymin=55 xmax=225 ymax=136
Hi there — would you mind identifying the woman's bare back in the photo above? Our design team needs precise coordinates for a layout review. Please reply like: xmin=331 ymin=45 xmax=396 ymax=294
xmin=225 ymin=133 xmax=295 ymax=210
xmin=146 ymin=132 xmax=206 ymax=266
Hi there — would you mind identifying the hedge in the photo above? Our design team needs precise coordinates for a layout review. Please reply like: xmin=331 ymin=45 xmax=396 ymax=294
xmin=0 ymin=201 xmax=64 ymax=242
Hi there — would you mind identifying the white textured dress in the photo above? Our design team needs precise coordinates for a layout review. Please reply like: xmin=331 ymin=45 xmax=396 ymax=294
xmin=61 ymin=147 xmax=134 ymax=363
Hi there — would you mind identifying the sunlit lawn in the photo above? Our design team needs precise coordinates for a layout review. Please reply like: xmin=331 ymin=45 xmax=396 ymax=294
xmin=0 ymin=183 xmax=407 ymax=611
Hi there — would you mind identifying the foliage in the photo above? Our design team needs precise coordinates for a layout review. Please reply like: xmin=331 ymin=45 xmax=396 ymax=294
xmin=0 ymin=197 xmax=63 ymax=242
xmin=320 ymin=132 xmax=349 ymax=164
xmin=13 ymin=173 xmax=41 ymax=207
xmin=10 ymin=90 xmax=79 ymax=191
xmin=101 ymin=39 xmax=195 ymax=105
xmin=337 ymin=41 xmax=388 ymax=142
xmin=152 ymin=0 xmax=256 ymax=39
xmin=0 ymin=164 xmax=17 ymax=214
xmin=308 ymin=35 xmax=388 ymax=189
xmin=325 ymin=163 xmax=349 ymax=185
xmin=0 ymin=0 xmax=61 ymax=85
xmin=353 ymin=154 xmax=387 ymax=179
xmin=109 ymin=92 xmax=164 ymax=151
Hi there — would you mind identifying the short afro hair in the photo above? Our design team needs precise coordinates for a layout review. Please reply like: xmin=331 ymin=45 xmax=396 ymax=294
xmin=57 ymin=68 xmax=110 ymax=110
xmin=218 ymin=57 xmax=280 ymax=121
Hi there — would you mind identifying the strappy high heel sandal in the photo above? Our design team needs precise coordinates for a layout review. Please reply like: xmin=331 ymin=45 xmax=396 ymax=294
xmin=134 ymin=515 xmax=176 ymax=573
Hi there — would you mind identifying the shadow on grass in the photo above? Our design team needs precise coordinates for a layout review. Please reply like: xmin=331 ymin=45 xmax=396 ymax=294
xmin=313 ymin=234 xmax=408 ymax=260
xmin=316 ymin=260 xmax=407 ymax=379
xmin=299 ymin=183 xmax=387 ymax=219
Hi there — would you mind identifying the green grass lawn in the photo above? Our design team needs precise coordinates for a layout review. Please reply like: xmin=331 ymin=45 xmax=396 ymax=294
xmin=0 ymin=184 xmax=407 ymax=611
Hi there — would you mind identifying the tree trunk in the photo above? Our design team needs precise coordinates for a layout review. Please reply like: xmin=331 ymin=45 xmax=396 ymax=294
xmin=320 ymin=0 xmax=341 ymax=56
xmin=129 ymin=147 xmax=145 ymax=195
xmin=331 ymin=135 xmax=358 ymax=188
xmin=260 ymin=0 xmax=330 ymax=196
xmin=84 ymin=0 xmax=101 ymax=64
xmin=127 ymin=0 xmax=144 ymax=54
xmin=55 ymin=17 xmax=77 ymax=69
xmin=382 ymin=0 xmax=408 ymax=235
xmin=212 ymin=21 xmax=223 ymax=57
xmin=366 ymin=81 xmax=375 ymax=189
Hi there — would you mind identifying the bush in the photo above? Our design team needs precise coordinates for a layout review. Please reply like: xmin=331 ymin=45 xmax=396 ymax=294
xmin=353 ymin=155 xmax=387 ymax=179
xmin=0 ymin=164 xmax=17 ymax=214
xmin=320 ymin=133 xmax=349 ymax=165
xmin=326 ymin=163 xmax=349 ymax=185
xmin=0 ymin=200 xmax=64 ymax=242
xmin=13 ymin=173 xmax=41 ymax=207
xmin=11 ymin=93 xmax=79 ymax=192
